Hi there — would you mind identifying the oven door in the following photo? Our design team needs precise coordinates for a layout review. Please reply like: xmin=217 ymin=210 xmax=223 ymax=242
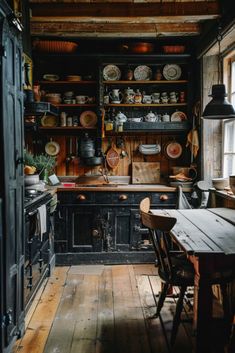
xmin=24 ymin=198 xmax=51 ymax=307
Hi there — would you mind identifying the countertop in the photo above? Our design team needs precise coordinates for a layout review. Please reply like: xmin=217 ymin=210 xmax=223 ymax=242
xmin=52 ymin=184 xmax=191 ymax=192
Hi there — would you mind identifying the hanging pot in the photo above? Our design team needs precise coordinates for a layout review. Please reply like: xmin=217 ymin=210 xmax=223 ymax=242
xmin=84 ymin=156 xmax=103 ymax=166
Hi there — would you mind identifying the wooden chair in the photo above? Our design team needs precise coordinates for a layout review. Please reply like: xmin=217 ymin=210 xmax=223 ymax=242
xmin=140 ymin=198 xmax=195 ymax=345
xmin=139 ymin=197 xmax=234 ymax=347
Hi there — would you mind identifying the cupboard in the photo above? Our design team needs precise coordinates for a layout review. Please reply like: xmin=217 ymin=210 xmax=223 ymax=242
xmin=28 ymin=44 xmax=197 ymax=179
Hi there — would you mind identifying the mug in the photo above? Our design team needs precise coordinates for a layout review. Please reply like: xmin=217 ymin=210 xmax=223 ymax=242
xmin=162 ymin=114 xmax=170 ymax=122
xmin=76 ymin=95 xmax=89 ymax=104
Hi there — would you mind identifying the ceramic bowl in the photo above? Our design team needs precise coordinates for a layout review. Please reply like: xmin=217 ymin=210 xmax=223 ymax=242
xmin=24 ymin=174 xmax=40 ymax=186
xmin=212 ymin=178 xmax=229 ymax=190
xmin=229 ymin=175 xmax=235 ymax=194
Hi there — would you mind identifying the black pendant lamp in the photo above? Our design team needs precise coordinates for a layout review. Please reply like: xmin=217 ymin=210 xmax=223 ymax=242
xmin=202 ymin=84 xmax=235 ymax=119
xmin=202 ymin=27 xmax=235 ymax=120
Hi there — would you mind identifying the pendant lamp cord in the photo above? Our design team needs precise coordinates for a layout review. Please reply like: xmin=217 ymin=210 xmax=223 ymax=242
xmin=217 ymin=25 xmax=223 ymax=84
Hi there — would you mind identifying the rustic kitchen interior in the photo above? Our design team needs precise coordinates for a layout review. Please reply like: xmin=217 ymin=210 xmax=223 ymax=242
xmin=1 ymin=1 xmax=235 ymax=353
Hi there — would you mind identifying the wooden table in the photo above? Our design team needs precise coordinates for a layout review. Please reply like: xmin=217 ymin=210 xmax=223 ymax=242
xmin=151 ymin=207 xmax=235 ymax=353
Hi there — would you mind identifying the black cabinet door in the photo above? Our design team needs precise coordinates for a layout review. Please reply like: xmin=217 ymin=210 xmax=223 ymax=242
xmin=0 ymin=12 xmax=24 ymax=352
xmin=68 ymin=206 xmax=103 ymax=252
xmin=111 ymin=207 xmax=131 ymax=251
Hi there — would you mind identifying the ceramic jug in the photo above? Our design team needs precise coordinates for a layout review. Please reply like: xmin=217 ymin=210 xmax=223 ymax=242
xmin=109 ymin=89 xmax=123 ymax=103
xmin=124 ymin=87 xmax=135 ymax=104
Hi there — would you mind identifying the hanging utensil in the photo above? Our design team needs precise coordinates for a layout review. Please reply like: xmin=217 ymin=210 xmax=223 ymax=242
xmin=106 ymin=142 xmax=120 ymax=169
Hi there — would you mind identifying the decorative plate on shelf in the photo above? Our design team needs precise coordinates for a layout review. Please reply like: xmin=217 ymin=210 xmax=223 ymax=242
xmin=164 ymin=141 xmax=183 ymax=159
xmin=163 ymin=64 xmax=182 ymax=80
xmin=103 ymin=65 xmax=121 ymax=81
xmin=171 ymin=111 xmax=187 ymax=121
xmin=134 ymin=65 xmax=152 ymax=80
xmin=80 ymin=111 xmax=97 ymax=127
xmin=41 ymin=115 xmax=57 ymax=127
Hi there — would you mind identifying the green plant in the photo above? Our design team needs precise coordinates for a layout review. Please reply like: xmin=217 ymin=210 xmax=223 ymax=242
xmin=24 ymin=150 xmax=56 ymax=175
xmin=23 ymin=149 xmax=36 ymax=168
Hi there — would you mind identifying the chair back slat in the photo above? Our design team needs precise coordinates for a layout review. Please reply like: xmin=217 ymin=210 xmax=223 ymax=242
xmin=140 ymin=209 xmax=177 ymax=279
xmin=139 ymin=197 xmax=150 ymax=213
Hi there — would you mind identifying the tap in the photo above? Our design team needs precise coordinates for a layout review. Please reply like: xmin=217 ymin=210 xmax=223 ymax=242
xmin=99 ymin=162 xmax=109 ymax=184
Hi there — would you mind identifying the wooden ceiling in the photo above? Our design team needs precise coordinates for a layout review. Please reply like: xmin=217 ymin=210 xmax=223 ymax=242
xmin=29 ymin=0 xmax=221 ymax=38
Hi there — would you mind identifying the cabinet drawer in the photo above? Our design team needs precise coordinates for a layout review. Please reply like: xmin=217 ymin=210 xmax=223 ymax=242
xmin=152 ymin=192 xmax=177 ymax=206
xmin=95 ymin=192 xmax=134 ymax=204
xmin=58 ymin=192 xmax=95 ymax=204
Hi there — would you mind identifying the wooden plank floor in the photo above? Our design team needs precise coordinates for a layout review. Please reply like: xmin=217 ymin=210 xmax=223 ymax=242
xmin=13 ymin=264 xmax=193 ymax=353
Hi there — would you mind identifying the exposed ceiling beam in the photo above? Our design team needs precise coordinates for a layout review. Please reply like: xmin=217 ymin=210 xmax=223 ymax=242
xmin=29 ymin=2 xmax=220 ymax=19
xmin=30 ymin=21 xmax=201 ymax=38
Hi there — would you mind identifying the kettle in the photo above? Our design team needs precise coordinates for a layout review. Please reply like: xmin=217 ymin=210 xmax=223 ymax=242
xmin=144 ymin=111 xmax=158 ymax=122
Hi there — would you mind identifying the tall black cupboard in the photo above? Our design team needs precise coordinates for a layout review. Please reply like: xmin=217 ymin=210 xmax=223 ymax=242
xmin=0 ymin=1 xmax=24 ymax=352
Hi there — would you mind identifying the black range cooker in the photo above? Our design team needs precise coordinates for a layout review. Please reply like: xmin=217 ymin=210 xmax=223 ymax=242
xmin=24 ymin=189 xmax=53 ymax=310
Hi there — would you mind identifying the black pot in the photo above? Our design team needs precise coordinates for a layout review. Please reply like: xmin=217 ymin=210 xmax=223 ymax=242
xmin=80 ymin=149 xmax=95 ymax=158
xmin=84 ymin=156 xmax=103 ymax=166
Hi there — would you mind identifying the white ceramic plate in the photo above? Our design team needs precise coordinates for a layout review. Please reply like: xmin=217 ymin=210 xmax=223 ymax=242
xmin=163 ymin=64 xmax=182 ymax=80
xmin=171 ymin=111 xmax=187 ymax=121
xmin=103 ymin=65 xmax=121 ymax=81
xmin=134 ymin=65 xmax=152 ymax=80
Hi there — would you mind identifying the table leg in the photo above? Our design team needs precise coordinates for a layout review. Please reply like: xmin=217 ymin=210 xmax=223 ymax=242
xmin=193 ymin=258 xmax=213 ymax=353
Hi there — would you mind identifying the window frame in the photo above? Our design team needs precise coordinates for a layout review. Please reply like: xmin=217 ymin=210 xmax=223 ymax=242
xmin=222 ymin=55 xmax=235 ymax=177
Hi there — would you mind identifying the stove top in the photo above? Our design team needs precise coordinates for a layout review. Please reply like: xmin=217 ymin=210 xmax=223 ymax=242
xmin=24 ymin=189 xmax=52 ymax=211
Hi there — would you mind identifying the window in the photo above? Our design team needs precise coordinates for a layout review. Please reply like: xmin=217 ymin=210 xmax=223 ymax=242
xmin=223 ymin=57 xmax=235 ymax=177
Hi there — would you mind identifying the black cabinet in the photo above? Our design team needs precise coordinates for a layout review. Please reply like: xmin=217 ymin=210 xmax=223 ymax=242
xmin=54 ymin=190 xmax=187 ymax=264
xmin=0 ymin=2 xmax=24 ymax=352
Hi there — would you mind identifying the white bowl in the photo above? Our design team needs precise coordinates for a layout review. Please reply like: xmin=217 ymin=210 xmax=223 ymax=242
xmin=212 ymin=178 xmax=229 ymax=190
xmin=24 ymin=174 xmax=40 ymax=186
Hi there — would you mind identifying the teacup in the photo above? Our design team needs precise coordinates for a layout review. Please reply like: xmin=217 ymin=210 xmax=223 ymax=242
xmin=161 ymin=97 xmax=169 ymax=103
xmin=76 ymin=95 xmax=89 ymax=104
xmin=142 ymin=95 xmax=152 ymax=104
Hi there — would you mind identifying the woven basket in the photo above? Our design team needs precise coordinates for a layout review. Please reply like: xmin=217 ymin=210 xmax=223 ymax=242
xmin=33 ymin=40 xmax=78 ymax=53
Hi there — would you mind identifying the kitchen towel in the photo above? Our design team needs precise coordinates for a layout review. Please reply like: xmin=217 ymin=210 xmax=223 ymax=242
xmin=37 ymin=204 xmax=47 ymax=241
xmin=186 ymin=128 xmax=199 ymax=158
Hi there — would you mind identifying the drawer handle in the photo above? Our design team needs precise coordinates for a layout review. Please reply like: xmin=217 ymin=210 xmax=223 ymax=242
xmin=77 ymin=194 xmax=86 ymax=201
xmin=119 ymin=194 xmax=128 ymax=201
xmin=160 ymin=194 xmax=169 ymax=201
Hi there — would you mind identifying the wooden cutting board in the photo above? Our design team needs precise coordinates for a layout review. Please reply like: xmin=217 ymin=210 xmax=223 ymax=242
xmin=132 ymin=162 xmax=160 ymax=184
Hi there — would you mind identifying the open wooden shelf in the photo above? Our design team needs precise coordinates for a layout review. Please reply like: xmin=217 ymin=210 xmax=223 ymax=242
xmin=104 ymin=103 xmax=187 ymax=107
xmin=103 ymin=80 xmax=188 ymax=84
xmin=38 ymin=80 xmax=96 ymax=84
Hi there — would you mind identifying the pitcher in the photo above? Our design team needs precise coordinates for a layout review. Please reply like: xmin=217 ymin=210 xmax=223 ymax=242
xmin=109 ymin=89 xmax=123 ymax=103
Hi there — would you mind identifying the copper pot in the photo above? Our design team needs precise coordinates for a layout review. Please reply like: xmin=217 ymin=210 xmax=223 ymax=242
xmin=120 ymin=42 xmax=154 ymax=54
xmin=130 ymin=42 xmax=154 ymax=53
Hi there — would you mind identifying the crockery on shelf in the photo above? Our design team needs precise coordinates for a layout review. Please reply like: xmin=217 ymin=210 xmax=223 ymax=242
xmin=171 ymin=111 xmax=187 ymax=121
xmin=134 ymin=65 xmax=152 ymax=81
xmin=103 ymin=65 xmax=121 ymax=81
xmin=163 ymin=64 xmax=182 ymax=80
xmin=43 ymin=74 xmax=60 ymax=81
xmin=80 ymin=111 xmax=97 ymax=127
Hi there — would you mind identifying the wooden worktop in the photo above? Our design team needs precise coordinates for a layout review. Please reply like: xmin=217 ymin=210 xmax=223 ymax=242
xmin=55 ymin=184 xmax=188 ymax=192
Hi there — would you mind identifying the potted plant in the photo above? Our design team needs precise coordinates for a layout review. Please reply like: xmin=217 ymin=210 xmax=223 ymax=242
xmin=24 ymin=150 xmax=56 ymax=183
